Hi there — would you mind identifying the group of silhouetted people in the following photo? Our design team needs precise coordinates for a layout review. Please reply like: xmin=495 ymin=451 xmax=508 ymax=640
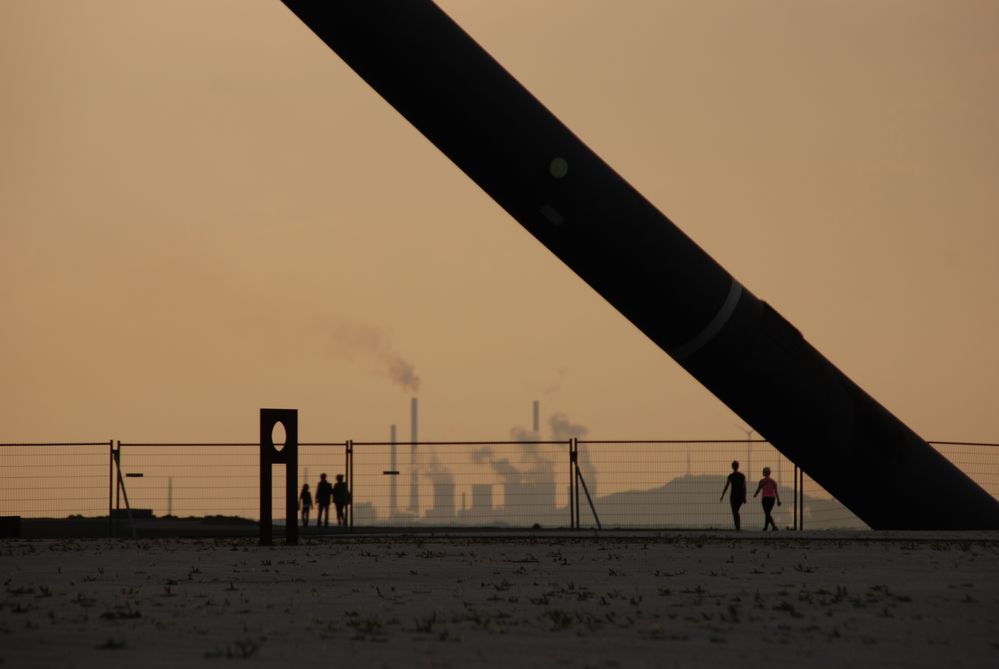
xmin=298 ymin=473 xmax=350 ymax=528
xmin=719 ymin=460 xmax=782 ymax=531
xmin=300 ymin=462 xmax=782 ymax=531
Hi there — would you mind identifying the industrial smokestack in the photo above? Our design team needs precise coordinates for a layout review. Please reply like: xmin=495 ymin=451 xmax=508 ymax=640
xmin=532 ymin=400 xmax=540 ymax=436
xmin=390 ymin=423 xmax=397 ymax=517
xmin=409 ymin=396 xmax=419 ymax=513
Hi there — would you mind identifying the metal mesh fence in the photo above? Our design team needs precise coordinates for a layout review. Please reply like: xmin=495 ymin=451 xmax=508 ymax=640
xmin=0 ymin=442 xmax=111 ymax=518
xmin=2 ymin=438 xmax=997 ymax=530
xmin=930 ymin=442 xmax=999 ymax=502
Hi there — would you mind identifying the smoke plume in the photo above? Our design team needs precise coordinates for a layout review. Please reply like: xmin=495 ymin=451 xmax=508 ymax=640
xmin=549 ymin=412 xmax=588 ymax=440
xmin=329 ymin=320 xmax=420 ymax=393
xmin=474 ymin=411 xmax=593 ymax=488
xmin=472 ymin=446 xmax=521 ymax=484
xmin=544 ymin=367 xmax=568 ymax=396
xmin=510 ymin=426 xmax=554 ymax=479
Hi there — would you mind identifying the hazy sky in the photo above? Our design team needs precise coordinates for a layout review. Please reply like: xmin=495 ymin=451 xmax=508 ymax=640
xmin=2 ymin=1 xmax=998 ymax=445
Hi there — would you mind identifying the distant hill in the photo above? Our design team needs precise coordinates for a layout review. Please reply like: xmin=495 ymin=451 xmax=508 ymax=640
xmin=584 ymin=474 xmax=866 ymax=530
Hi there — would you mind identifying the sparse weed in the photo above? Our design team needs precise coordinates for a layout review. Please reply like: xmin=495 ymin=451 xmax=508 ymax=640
xmin=413 ymin=611 xmax=438 ymax=633
xmin=773 ymin=600 xmax=804 ymax=618
xmin=544 ymin=609 xmax=574 ymax=630
xmin=100 ymin=603 xmax=142 ymax=620
xmin=96 ymin=638 xmax=126 ymax=650
xmin=205 ymin=638 xmax=261 ymax=659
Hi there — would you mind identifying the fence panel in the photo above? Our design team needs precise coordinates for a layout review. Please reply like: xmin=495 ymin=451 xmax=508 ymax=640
xmin=116 ymin=442 xmax=346 ymax=521
xmin=578 ymin=440 xmax=868 ymax=530
xmin=579 ymin=440 xmax=794 ymax=529
xmin=795 ymin=476 xmax=866 ymax=530
xmin=351 ymin=441 xmax=572 ymax=528
xmin=930 ymin=442 xmax=999 ymax=502
xmin=0 ymin=442 xmax=111 ymax=518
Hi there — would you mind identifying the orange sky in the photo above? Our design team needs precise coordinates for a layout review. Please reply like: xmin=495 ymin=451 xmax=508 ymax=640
xmin=2 ymin=1 xmax=998 ymax=445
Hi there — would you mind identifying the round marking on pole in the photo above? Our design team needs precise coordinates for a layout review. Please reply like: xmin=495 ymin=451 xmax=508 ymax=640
xmin=549 ymin=157 xmax=569 ymax=179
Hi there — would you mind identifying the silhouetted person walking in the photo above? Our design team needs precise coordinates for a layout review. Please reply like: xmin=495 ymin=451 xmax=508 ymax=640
xmin=753 ymin=466 xmax=781 ymax=531
xmin=298 ymin=483 xmax=313 ymax=528
xmin=315 ymin=473 xmax=333 ymax=527
xmin=331 ymin=474 xmax=350 ymax=527
xmin=719 ymin=460 xmax=747 ymax=530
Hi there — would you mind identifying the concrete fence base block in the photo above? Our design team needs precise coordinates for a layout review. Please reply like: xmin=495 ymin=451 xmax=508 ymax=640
xmin=0 ymin=516 xmax=22 ymax=537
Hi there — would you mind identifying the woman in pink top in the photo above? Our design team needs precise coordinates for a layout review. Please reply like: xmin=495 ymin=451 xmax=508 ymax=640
xmin=753 ymin=466 xmax=782 ymax=531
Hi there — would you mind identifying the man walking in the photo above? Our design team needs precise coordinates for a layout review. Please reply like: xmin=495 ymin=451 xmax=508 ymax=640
xmin=720 ymin=460 xmax=747 ymax=530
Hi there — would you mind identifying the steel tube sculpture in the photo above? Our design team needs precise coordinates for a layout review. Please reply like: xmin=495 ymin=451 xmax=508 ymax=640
xmin=280 ymin=1 xmax=999 ymax=529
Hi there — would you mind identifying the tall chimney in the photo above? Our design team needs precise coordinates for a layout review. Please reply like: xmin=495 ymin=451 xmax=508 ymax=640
xmin=389 ymin=423 xmax=397 ymax=517
xmin=409 ymin=397 xmax=419 ymax=513
xmin=532 ymin=400 xmax=540 ymax=436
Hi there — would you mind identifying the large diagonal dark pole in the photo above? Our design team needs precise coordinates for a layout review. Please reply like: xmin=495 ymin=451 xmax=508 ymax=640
xmin=280 ymin=1 xmax=999 ymax=529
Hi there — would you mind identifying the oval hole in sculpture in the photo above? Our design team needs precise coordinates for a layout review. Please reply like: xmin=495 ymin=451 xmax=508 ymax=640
xmin=271 ymin=421 xmax=286 ymax=452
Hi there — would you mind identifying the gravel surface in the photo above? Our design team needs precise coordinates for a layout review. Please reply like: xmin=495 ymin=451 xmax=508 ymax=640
xmin=2 ymin=532 xmax=998 ymax=667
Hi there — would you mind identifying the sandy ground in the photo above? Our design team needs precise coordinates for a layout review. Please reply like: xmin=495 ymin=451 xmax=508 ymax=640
xmin=2 ymin=532 xmax=998 ymax=668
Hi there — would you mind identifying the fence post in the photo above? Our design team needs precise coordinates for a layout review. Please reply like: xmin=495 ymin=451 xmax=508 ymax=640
xmin=799 ymin=469 xmax=804 ymax=531
xmin=108 ymin=440 xmax=114 ymax=538
xmin=347 ymin=440 xmax=354 ymax=531
xmin=568 ymin=440 xmax=576 ymax=530
xmin=792 ymin=464 xmax=798 ymax=530
xmin=114 ymin=441 xmax=121 ymax=536
xmin=112 ymin=443 xmax=136 ymax=539
xmin=573 ymin=442 xmax=602 ymax=531
xmin=573 ymin=439 xmax=581 ymax=529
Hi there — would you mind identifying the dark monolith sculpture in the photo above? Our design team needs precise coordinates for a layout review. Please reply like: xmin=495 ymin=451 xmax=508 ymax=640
xmin=260 ymin=408 xmax=298 ymax=544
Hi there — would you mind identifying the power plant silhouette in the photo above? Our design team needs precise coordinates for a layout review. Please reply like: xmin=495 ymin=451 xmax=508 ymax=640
xmin=383 ymin=398 xmax=563 ymax=525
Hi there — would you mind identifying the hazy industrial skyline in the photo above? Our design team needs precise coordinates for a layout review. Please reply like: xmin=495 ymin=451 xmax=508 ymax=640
xmin=2 ymin=1 xmax=998 ymax=446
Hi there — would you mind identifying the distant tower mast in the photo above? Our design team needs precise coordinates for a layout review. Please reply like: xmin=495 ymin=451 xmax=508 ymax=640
xmin=409 ymin=397 xmax=419 ymax=513
xmin=389 ymin=423 xmax=397 ymax=517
